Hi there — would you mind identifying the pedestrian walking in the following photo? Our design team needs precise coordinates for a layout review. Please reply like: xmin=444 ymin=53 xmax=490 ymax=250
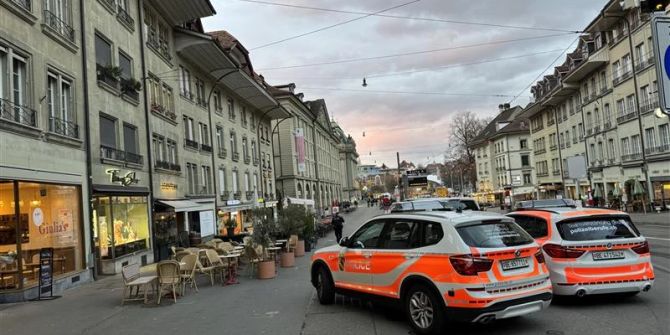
xmin=332 ymin=212 xmax=344 ymax=243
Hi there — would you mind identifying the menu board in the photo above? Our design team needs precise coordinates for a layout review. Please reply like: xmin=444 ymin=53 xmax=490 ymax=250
xmin=38 ymin=248 xmax=54 ymax=298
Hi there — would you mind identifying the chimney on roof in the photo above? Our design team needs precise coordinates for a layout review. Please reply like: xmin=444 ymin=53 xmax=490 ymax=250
xmin=498 ymin=104 xmax=504 ymax=112
xmin=504 ymin=103 xmax=511 ymax=109
xmin=296 ymin=93 xmax=304 ymax=101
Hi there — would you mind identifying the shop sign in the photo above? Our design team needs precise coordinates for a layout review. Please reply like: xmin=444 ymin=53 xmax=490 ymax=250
xmin=106 ymin=169 xmax=139 ymax=186
xmin=160 ymin=182 xmax=178 ymax=191
xmin=32 ymin=207 xmax=44 ymax=227
xmin=227 ymin=200 xmax=241 ymax=206
xmin=38 ymin=248 xmax=54 ymax=299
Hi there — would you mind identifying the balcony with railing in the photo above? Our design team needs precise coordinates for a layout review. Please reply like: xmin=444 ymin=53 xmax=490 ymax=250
xmin=244 ymin=155 xmax=251 ymax=164
xmin=646 ymin=144 xmax=670 ymax=155
xmin=245 ymin=191 xmax=254 ymax=200
xmin=613 ymin=67 xmax=633 ymax=86
xmin=96 ymin=64 xmax=120 ymax=90
xmin=146 ymin=32 xmax=171 ymax=62
xmin=48 ymin=116 xmax=78 ymax=138
xmin=253 ymin=158 xmax=259 ymax=166
xmin=621 ymin=152 xmax=642 ymax=162
xmin=10 ymin=0 xmax=31 ymax=11
xmin=607 ymin=158 xmax=616 ymax=165
xmin=100 ymin=145 xmax=143 ymax=165
xmin=634 ymin=53 xmax=655 ymax=72
xmin=616 ymin=109 xmax=637 ymax=124
xmin=233 ymin=191 xmax=241 ymax=200
xmin=150 ymin=102 xmax=176 ymax=121
xmin=155 ymin=160 xmax=181 ymax=172
xmin=232 ymin=152 xmax=240 ymax=162
xmin=586 ymin=128 xmax=593 ymax=136
xmin=116 ymin=5 xmax=134 ymax=29
xmin=200 ymin=143 xmax=212 ymax=153
xmin=550 ymin=144 xmax=557 ymax=151
xmin=547 ymin=118 xmax=555 ymax=126
xmin=0 ymin=97 xmax=37 ymax=128
xmin=640 ymin=94 xmax=659 ymax=114
xmin=184 ymin=138 xmax=199 ymax=150
xmin=560 ymin=143 xmax=565 ymax=149
xmin=593 ymin=125 xmax=601 ymax=134
xmin=219 ymin=191 xmax=230 ymax=201
xmin=534 ymin=148 xmax=547 ymax=155
xmin=603 ymin=121 xmax=613 ymax=130
xmin=609 ymin=30 xmax=627 ymax=46
xmin=218 ymin=147 xmax=227 ymax=159
xmin=552 ymin=170 xmax=561 ymax=176
xmin=537 ymin=171 xmax=549 ymax=177
xmin=43 ymin=10 xmax=75 ymax=44
xmin=120 ymin=78 xmax=140 ymax=102
xmin=566 ymin=141 xmax=571 ymax=148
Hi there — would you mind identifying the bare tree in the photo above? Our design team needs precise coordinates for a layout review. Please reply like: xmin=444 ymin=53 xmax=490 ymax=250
xmin=445 ymin=111 xmax=489 ymax=193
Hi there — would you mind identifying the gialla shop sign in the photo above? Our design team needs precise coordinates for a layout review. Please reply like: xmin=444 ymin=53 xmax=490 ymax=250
xmin=38 ymin=221 xmax=70 ymax=235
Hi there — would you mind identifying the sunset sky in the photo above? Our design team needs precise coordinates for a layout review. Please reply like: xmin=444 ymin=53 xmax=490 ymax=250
xmin=203 ymin=0 xmax=606 ymax=167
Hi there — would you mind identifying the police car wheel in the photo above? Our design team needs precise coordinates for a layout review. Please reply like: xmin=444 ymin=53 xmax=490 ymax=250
xmin=405 ymin=284 xmax=445 ymax=335
xmin=316 ymin=266 xmax=335 ymax=305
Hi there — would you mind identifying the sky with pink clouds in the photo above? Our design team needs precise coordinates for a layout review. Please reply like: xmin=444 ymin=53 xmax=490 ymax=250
xmin=202 ymin=0 xmax=607 ymax=167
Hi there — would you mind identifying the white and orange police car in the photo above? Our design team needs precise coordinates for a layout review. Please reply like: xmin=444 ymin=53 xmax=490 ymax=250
xmin=310 ymin=211 xmax=552 ymax=334
xmin=508 ymin=200 xmax=654 ymax=297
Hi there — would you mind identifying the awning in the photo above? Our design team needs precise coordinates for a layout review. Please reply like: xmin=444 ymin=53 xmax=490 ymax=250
xmin=157 ymin=200 xmax=211 ymax=212
xmin=148 ymin=0 xmax=216 ymax=25
xmin=286 ymin=197 xmax=315 ymax=206
xmin=218 ymin=203 xmax=254 ymax=212
xmin=93 ymin=184 xmax=150 ymax=195
xmin=173 ymin=29 xmax=290 ymax=120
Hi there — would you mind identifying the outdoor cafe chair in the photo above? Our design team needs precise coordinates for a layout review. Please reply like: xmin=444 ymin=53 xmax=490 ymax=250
xmin=186 ymin=247 xmax=200 ymax=254
xmin=121 ymin=263 xmax=157 ymax=305
xmin=180 ymin=254 xmax=199 ymax=295
xmin=244 ymin=245 xmax=263 ymax=278
xmin=286 ymin=235 xmax=298 ymax=253
xmin=175 ymin=251 xmax=190 ymax=262
xmin=197 ymin=250 xmax=218 ymax=286
xmin=156 ymin=261 xmax=180 ymax=305
xmin=205 ymin=249 xmax=227 ymax=285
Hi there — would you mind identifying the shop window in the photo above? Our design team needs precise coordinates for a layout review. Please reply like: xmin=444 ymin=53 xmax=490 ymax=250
xmin=0 ymin=181 xmax=83 ymax=291
xmin=93 ymin=196 xmax=149 ymax=260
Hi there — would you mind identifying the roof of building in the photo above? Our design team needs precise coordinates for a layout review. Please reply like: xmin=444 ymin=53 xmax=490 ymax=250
xmin=493 ymin=108 xmax=532 ymax=137
xmin=471 ymin=105 xmax=524 ymax=146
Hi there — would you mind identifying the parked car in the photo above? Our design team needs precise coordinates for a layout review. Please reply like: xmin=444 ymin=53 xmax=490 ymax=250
xmin=508 ymin=204 xmax=654 ymax=297
xmin=316 ymin=215 xmax=333 ymax=237
xmin=310 ymin=211 xmax=552 ymax=334
xmin=390 ymin=200 xmax=445 ymax=213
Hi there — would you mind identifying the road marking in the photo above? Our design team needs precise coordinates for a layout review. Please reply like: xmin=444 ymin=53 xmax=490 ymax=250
xmin=640 ymin=225 xmax=670 ymax=228
xmin=646 ymin=237 xmax=670 ymax=241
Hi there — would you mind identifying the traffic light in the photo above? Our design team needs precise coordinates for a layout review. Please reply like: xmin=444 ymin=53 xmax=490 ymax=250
xmin=640 ymin=0 xmax=670 ymax=13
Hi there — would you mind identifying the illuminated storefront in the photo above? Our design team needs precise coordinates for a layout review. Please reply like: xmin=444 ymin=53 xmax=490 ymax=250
xmin=0 ymin=181 xmax=85 ymax=297
xmin=92 ymin=186 xmax=152 ymax=274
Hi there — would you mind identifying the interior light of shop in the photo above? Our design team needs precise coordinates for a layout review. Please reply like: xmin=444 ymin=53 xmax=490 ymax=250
xmin=160 ymin=215 xmax=165 ymax=220
xmin=30 ymin=200 xmax=41 ymax=207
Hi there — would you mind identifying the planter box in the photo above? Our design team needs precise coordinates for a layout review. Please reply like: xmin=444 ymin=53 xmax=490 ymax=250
xmin=280 ymin=252 xmax=295 ymax=267
xmin=294 ymin=240 xmax=305 ymax=257
xmin=257 ymin=260 xmax=275 ymax=279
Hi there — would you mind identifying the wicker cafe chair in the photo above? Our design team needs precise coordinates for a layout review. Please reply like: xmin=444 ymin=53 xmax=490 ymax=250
xmin=175 ymin=251 xmax=191 ymax=262
xmin=197 ymin=250 xmax=218 ymax=286
xmin=121 ymin=263 xmax=158 ymax=305
xmin=205 ymin=249 xmax=227 ymax=285
xmin=245 ymin=245 xmax=263 ymax=278
xmin=180 ymin=254 xmax=199 ymax=295
xmin=157 ymin=261 xmax=181 ymax=305
xmin=286 ymin=235 xmax=298 ymax=253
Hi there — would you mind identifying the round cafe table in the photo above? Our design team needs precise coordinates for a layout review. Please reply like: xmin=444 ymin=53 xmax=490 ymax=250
xmin=219 ymin=254 xmax=241 ymax=285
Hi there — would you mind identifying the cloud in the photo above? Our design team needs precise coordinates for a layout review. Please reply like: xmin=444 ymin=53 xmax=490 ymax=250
xmin=202 ymin=0 xmax=607 ymax=165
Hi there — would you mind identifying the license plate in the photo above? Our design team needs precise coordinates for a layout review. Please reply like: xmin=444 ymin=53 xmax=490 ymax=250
xmin=500 ymin=258 xmax=529 ymax=271
xmin=592 ymin=250 xmax=625 ymax=261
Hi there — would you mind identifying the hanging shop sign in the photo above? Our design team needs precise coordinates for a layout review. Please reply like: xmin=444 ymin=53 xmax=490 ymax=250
xmin=106 ymin=169 xmax=139 ymax=186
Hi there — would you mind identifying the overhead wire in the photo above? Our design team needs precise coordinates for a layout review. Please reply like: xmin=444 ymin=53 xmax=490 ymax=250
xmin=298 ymin=87 xmax=525 ymax=98
xmin=237 ymin=0 xmax=582 ymax=34
xmin=257 ymin=33 xmax=577 ymax=70
xmin=508 ymin=37 xmax=580 ymax=104
xmin=249 ymin=0 xmax=421 ymax=50
xmin=264 ymin=48 xmax=565 ymax=81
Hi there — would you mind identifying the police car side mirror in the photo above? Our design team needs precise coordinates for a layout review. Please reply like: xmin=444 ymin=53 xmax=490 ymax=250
xmin=339 ymin=236 xmax=350 ymax=246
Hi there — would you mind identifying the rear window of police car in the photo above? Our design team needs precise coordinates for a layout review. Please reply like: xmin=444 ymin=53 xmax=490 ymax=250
xmin=457 ymin=221 xmax=534 ymax=248
xmin=556 ymin=217 xmax=639 ymax=241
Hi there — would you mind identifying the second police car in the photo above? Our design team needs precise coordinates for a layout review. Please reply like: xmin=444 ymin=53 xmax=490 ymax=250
xmin=310 ymin=210 xmax=552 ymax=334
xmin=509 ymin=200 xmax=654 ymax=297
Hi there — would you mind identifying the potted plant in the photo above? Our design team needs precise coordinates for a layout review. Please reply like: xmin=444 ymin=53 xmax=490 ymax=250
xmin=250 ymin=207 xmax=276 ymax=279
xmin=223 ymin=217 xmax=237 ymax=237
xmin=302 ymin=212 xmax=316 ymax=252
xmin=278 ymin=205 xmax=308 ymax=257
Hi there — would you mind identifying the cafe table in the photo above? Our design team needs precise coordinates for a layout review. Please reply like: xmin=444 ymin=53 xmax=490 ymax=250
xmin=266 ymin=247 xmax=281 ymax=274
xmin=219 ymin=254 xmax=241 ymax=285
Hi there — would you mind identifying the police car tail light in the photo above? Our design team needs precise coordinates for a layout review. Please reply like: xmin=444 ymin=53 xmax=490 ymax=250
xmin=542 ymin=244 xmax=584 ymax=259
xmin=631 ymin=241 xmax=650 ymax=254
xmin=449 ymin=255 xmax=493 ymax=276
xmin=534 ymin=250 xmax=545 ymax=263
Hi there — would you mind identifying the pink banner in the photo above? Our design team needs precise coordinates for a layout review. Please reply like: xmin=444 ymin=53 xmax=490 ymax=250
xmin=295 ymin=128 xmax=306 ymax=172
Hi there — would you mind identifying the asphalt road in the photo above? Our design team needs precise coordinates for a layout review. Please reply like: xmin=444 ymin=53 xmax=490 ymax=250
xmin=301 ymin=206 xmax=670 ymax=335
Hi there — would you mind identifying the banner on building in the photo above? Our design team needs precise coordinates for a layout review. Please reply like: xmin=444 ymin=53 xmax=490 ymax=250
xmin=295 ymin=128 xmax=306 ymax=172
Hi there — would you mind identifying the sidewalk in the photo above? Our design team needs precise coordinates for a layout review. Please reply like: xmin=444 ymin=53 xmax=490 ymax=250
xmin=0 ymin=248 xmax=316 ymax=335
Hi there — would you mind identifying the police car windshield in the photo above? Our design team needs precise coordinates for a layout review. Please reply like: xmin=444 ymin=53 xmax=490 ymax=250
xmin=457 ymin=221 xmax=534 ymax=248
xmin=556 ymin=217 xmax=638 ymax=241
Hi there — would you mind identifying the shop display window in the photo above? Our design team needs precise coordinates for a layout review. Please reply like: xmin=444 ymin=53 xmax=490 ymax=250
xmin=94 ymin=196 xmax=149 ymax=259
xmin=0 ymin=181 xmax=83 ymax=291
